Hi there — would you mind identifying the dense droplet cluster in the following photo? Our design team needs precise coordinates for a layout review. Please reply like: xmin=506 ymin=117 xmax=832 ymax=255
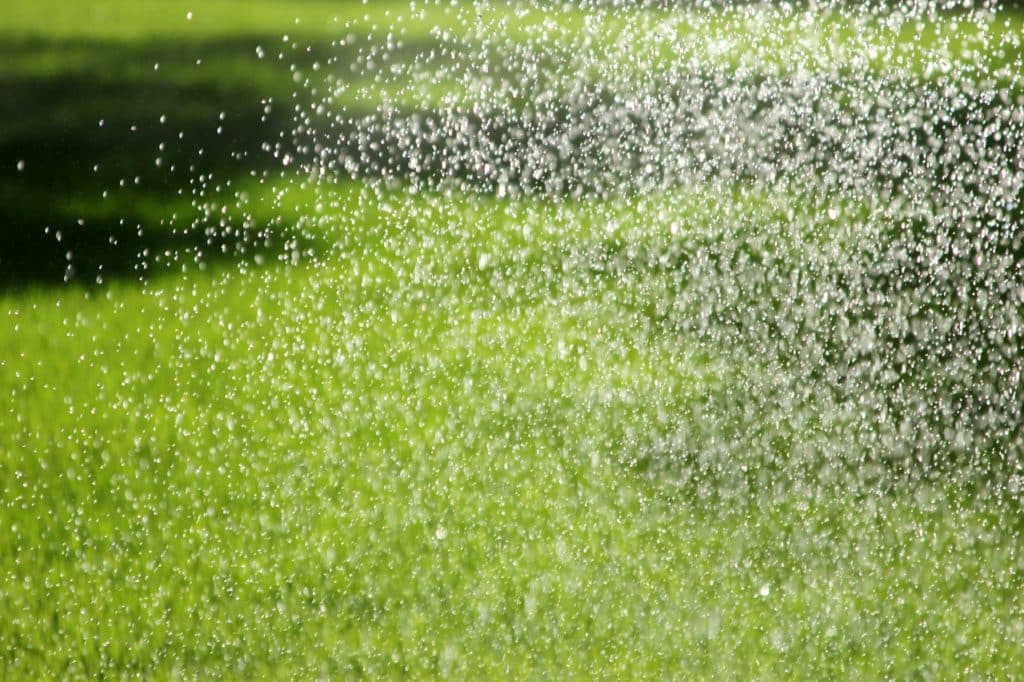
xmin=273 ymin=0 xmax=1024 ymax=493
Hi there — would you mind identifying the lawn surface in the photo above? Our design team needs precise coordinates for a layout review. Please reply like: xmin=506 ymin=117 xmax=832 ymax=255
xmin=2 ymin=0 xmax=1023 ymax=677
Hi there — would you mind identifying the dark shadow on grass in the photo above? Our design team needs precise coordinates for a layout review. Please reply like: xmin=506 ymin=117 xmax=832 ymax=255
xmin=0 ymin=34 xmax=445 ymax=289
xmin=0 ymin=38 xmax=285 ymax=287
xmin=7 ymin=29 xmax=1016 ymax=288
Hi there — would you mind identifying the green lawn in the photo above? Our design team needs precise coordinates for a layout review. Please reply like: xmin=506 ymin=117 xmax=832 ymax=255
xmin=2 ymin=0 xmax=1023 ymax=678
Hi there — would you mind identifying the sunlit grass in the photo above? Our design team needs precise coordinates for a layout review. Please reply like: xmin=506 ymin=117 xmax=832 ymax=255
xmin=3 ymin=178 xmax=1023 ymax=675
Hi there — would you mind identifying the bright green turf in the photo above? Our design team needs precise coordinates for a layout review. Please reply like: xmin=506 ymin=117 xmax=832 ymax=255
xmin=3 ymin=0 xmax=1024 ymax=678
xmin=4 ymin=181 xmax=1023 ymax=677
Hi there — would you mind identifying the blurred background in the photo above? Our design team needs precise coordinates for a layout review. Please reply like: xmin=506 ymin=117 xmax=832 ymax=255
xmin=0 ymin=0 xmax=374 ymax=287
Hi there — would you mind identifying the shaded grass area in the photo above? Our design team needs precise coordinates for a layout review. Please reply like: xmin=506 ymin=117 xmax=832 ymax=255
xmin=0 ymin=33 xmax=327 ymax=287
xmin=3 ymin=0 xmax=1020 ymax=288
xmin=0 ymin=0 xmax=464 ymax=287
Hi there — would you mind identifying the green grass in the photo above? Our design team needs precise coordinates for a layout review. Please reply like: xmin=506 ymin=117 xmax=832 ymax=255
xmin=3 ymin=0 xmax=1024 ymax=677
xmin=4 ymin=182 xmax=1024 ymax=676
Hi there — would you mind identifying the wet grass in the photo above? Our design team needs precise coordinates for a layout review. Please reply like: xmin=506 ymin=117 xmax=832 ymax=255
xmin=4 ymin=180 xmax=1024 ymax=676
xmin=3 ymin=0 xmax=1024 ymax=677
